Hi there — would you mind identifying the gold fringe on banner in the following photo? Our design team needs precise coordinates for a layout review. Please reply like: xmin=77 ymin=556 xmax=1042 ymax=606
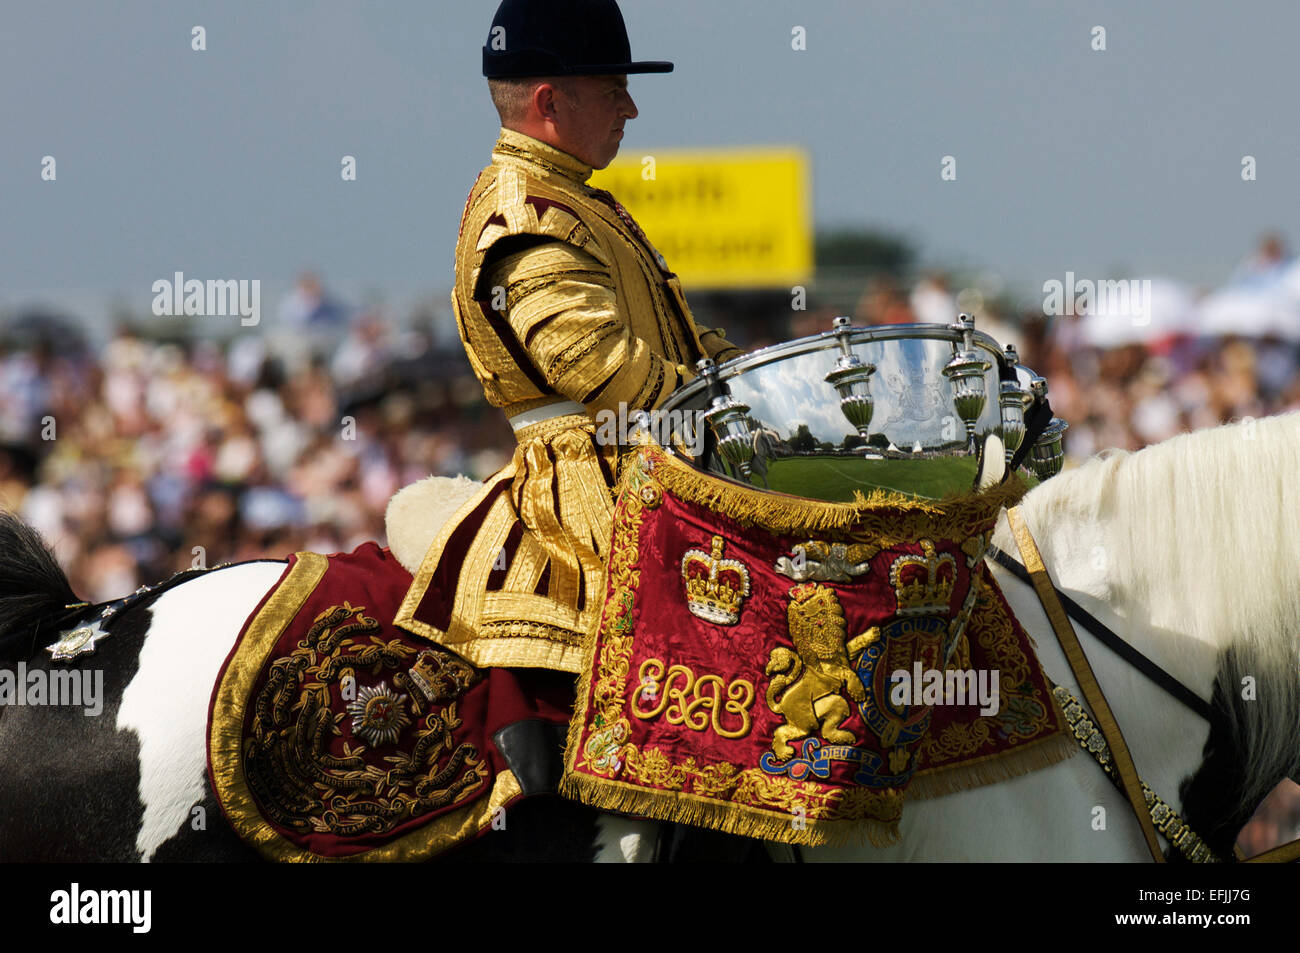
xmin=630 ymin=445 xmax=1027 ymax=542
xmin=907 ymin=730 xmax=1078 ymax=801
xmin=560 ymin=771 xmax=902 ymax=849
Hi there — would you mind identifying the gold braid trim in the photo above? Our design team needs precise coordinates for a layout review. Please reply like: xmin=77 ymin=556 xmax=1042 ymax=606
xmin=474 ymin=618 xmax=586 ymax=648
xmin=545 ymin=320 xmax=620 ymax=383
xmin=1053 ymin=684 xmax=1220 ymax=863
xmin=512 ymin=413 xmax=595 ymax=444
xmin=905 ymin=730 xmax=1078 ymax=801
xmin=440 ymin=630 xmax=585 ymax=673
xmin=500 ymin=395 xmax=569 ymax=417
xmin=502 ymin=275 xmax=563 ymax=312
xmin=630 ymin=361 xmax=666 ymax=411
xmin=634 ymin=445 xmax=1028 ymax=540
xmin=565 ymin=221 xmax=594 ymax=252
xmin=505 ymin=270 xmax=613 ymax=312
xmin=493 ymin=140 xmax=582 ymax=181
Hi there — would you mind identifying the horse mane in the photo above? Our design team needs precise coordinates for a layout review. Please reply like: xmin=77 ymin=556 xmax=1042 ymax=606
xmin=1015 ymin=411 xmax=1300 ymax=815
xmin=0 ymin=510 xmax=84 ymax=662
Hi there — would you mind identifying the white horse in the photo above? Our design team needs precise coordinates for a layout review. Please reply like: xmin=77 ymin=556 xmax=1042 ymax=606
xmin=2 ymin=413 xmax=1297 ymax=861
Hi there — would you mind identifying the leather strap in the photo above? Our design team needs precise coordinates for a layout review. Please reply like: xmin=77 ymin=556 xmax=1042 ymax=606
xmin=1007 ymin=506 xmax=1167 ymax=863
xmin=1007 ymin=396 xmax=1054 ymax=474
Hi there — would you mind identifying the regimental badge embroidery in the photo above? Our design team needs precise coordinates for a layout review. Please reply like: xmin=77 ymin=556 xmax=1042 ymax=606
xmin=45 ymin=620 xmax=110 ymax=662
xmin=241 ymin=599 xmax=487 ymax=840
xmin=764 ymin=540 xmax=973 ymax=787
xmin=347 ymin=682 xmax=412 ymax=747
xmin=681 ymin=536 xmax=751 ymax=625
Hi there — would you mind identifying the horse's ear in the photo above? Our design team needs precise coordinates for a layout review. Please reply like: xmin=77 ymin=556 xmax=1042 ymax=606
xmin=975 ymin=433 xmax=1006 ymax=491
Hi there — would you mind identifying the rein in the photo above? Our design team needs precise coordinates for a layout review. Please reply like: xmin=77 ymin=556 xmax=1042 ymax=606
xmin=986 ymin=548 xmax=1212 ymax=721
xmin=994 ymin=508 xmax=1300 ymax=863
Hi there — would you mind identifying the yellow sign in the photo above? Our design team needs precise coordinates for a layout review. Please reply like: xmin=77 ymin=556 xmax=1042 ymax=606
xmin=590 ymin=147 xmax=812 ymax=289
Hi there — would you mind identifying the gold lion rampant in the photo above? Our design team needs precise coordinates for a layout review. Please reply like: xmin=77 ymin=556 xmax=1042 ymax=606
xmin=765 ymin=583 xmax=879 ymax=760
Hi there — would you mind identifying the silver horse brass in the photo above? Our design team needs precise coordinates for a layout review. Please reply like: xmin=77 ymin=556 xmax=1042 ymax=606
xmin=660 ymin=316 xmax=1043 ymax=503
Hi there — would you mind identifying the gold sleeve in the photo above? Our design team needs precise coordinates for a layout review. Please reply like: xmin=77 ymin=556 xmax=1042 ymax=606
xmin=484 ymin=241 xmax=690 ymax=413
xmin=699 ymin=327 xmax=744 ymax=364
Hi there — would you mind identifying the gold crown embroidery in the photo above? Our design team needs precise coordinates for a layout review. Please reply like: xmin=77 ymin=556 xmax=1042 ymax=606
xmin=889 ymin=540 xmax=957 ymax=616
xmin=681 ymin=535 xmax=752 ymax=626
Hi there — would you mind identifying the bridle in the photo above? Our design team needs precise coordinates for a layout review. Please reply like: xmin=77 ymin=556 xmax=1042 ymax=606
xmin=991 ymin=508 xmax=1300 ymax=863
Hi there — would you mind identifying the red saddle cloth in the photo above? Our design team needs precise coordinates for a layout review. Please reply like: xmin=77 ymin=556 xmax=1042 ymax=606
xmin=207 ymin=543 xmax=571 ymax=861
xmin=562 ymin=446 xmax=1074 ymax=848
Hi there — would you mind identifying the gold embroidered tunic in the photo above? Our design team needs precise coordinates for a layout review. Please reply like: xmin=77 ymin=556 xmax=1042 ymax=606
xmin=395 ymin=128 xmax=741 ymax=673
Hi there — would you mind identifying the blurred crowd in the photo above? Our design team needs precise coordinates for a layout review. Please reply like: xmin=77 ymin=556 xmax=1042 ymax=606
xmin=0 ymin=277 xmax=514 ymax=602
xmin=4 ymin=258 xmax=1300 ymax=596
xmin=839 ymin=243 xmax=1300 ymax=459
xmin=3 ymin=251 xmax=1299 ymax=853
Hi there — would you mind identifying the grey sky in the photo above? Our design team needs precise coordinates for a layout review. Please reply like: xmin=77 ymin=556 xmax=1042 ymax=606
xmin=3 ymin=0 xmax=1297 ymax=327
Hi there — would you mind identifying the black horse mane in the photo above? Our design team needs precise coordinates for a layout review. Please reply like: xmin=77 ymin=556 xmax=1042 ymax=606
xmin=1176 ymin=645 xmax=1299 ymax=862
xmin=0 ymin=510 xmax=85 ymax=662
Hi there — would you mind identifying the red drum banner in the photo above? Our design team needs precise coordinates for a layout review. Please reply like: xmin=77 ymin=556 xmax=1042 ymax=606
xmin=562 ymin=445 xmax=1073 ymax=847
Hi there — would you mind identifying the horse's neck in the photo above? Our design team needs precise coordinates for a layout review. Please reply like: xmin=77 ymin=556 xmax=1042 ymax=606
xmin=989 ymin=506 xmax=1215 ymax=819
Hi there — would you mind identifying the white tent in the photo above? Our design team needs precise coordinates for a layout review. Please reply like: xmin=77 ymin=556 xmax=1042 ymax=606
xmin=1076 ymin=277 xmax=1195 ymax=347
xmin=1190 ymin=261 xmax=1300 ymax=341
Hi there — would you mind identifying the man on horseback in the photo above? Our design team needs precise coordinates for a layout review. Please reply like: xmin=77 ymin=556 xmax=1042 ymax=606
xmin=394 ymin=0 xmax=741 ymax=674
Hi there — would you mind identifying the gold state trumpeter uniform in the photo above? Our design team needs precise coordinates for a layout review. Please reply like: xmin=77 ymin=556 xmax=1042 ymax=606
xmin=395 ymin=127 xmax=741 ymax=673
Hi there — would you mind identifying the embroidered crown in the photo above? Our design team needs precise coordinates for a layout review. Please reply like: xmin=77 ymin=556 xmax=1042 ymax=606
xmin=681 ymin=535 xmax=751 ymax=625
xmin=889 ymin=540 xmax=957 ymax=616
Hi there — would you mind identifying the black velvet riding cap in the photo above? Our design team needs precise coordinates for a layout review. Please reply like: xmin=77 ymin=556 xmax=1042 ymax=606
xmin=483 ymin=0 xmax=674 ymax=77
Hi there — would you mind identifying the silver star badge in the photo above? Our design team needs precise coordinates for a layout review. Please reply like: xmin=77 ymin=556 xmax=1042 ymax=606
xmin=346 ymin=682 xmax=411 ymax=747
xmin=46 ymin=620 xmax=110 ymax=662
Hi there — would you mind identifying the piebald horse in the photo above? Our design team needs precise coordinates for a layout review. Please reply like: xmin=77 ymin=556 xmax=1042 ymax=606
xmin=1 ymin=413 xmax=1297 ymax=861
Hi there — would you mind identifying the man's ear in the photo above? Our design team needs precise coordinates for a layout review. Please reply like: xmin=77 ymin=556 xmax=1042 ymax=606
xmin=532 ymin=81 xmax=561 ymax=123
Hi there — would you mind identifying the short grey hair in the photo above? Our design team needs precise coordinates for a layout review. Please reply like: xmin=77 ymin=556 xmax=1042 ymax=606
xmin=488 ymin=76 xmax=577 ymax=124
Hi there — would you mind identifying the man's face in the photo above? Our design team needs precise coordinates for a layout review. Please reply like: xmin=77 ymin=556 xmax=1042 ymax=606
xmin=552 ymin=75 xmax=638 ymax=169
